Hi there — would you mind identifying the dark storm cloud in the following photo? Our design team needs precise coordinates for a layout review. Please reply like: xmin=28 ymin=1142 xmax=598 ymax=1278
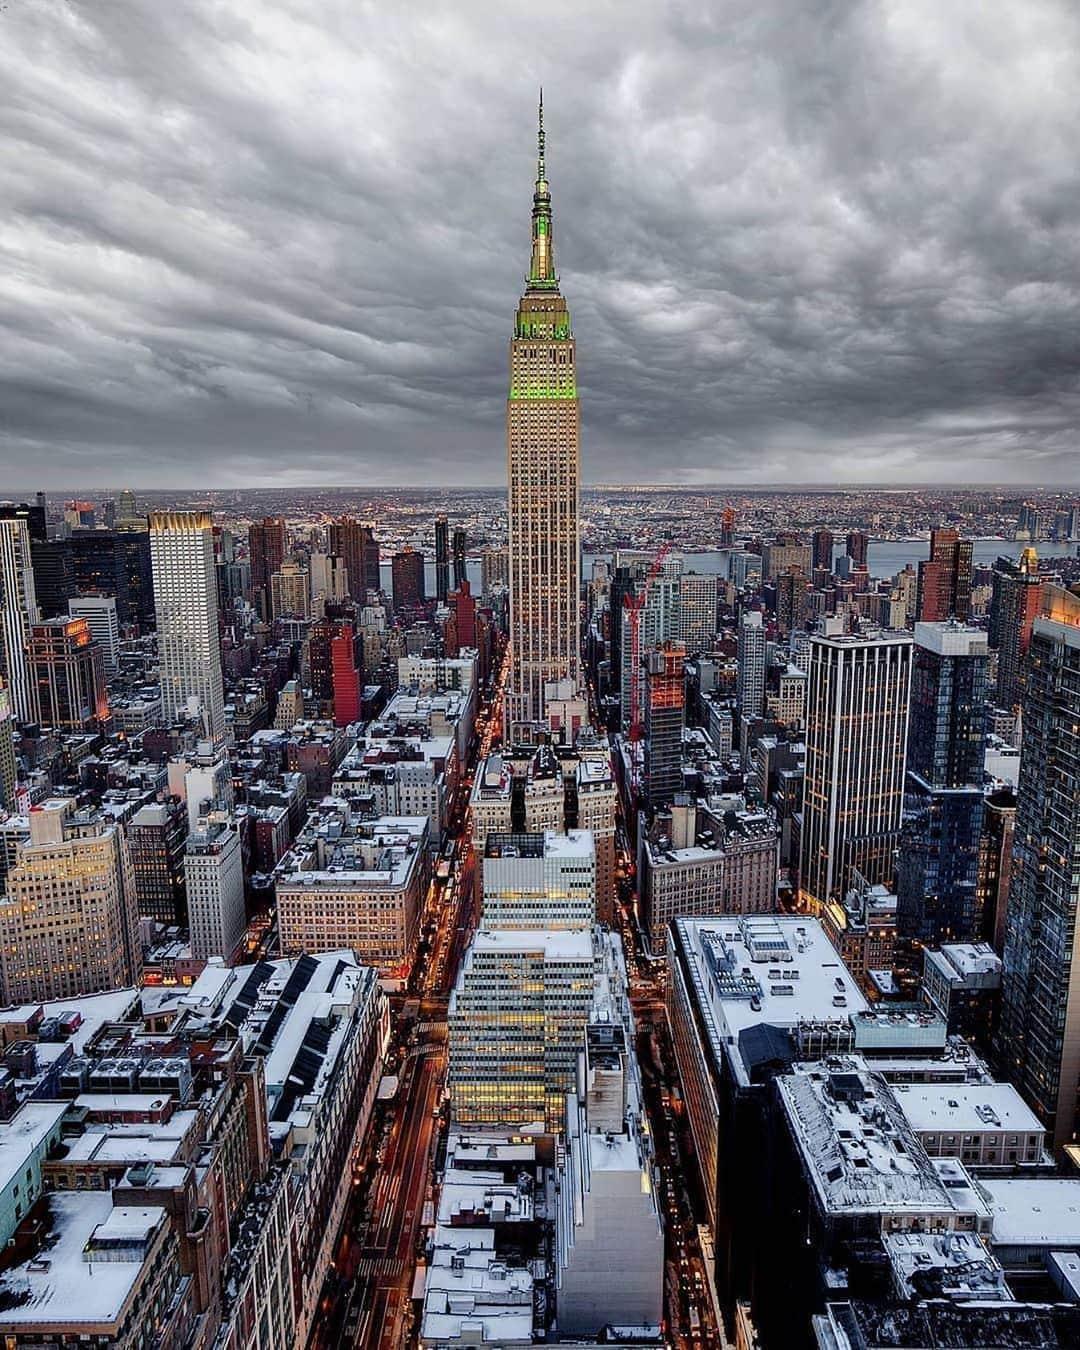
xmin=2 ymin=0 xmax=1080 ymax=486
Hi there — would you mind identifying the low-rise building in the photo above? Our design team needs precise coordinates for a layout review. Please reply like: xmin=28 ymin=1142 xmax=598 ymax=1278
xmin=275 ymin=807 xmax=429 ymax=972
xmin=892 ymin=1081 xmax=1047 ymax=1169
xmin=922 ymin=942 xmax=1002 ymax=1045
xmin=640 ymin=795 xmax=779 ymax=955
xmin=556 ymin=1022 xmax=664 ymax=1334
xmin=820 ymin=873 xmax=898 ymax=987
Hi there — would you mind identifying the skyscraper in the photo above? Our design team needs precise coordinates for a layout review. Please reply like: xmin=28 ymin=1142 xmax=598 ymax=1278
xmin=678 ymin=571 xmax=718 ymax=650
xmin=451 ymin=579 xmax=477 ymax=649
xmin=27 ymin=617 xmax=109 ymax=731
xmin=481 ymin=546 xmax=509 ymax=598
xmin=185 ymin=818 xmax=246 ymax=963
xmin=127 ymin=798 xmax=188 ymax=925
xmin=391 ymin=547 xmax=425 ymax=611
xmin=28 ymin=538 xmax=73 ymax=620
xmin=0 ymin=682 xmax=16 ymax=809
xmin=799 ymin=628 xmax=913 ymax=911
xmin=328 ymin=517 xmax=380 ymax=599
xmin=1014 ymin=500 xmax=1040 ymax=540
xmin=619 ymin=562 xmax=681 ymax=729
xmin=434 ymin=514 xmax=450 ymax=603
xmin=270 ymin=561 xmax=310 ymax=619
xmin=69 ymin=595 xmax=120 ymax=677
xmin=1 ymin=497 xmax=69 ymax=623
xmin=248 ymin=516 xmax=286 ymax=620
xmin=762 ymin=535 xmax=811 ymax=580
xmin=736 ymin=609 xmax=766 ymax=725
xmin=0 ymin=516 xmax=40 ymax=722
xmin=996 ymin=586 xmax=1080 ymax=1154
xmin=644 ymin=641 xmax=686 ymax=810
xmin=331 ymin=622 xmax=362 ymax=727
xmin=0 ymin=499 xmax=46 ymax=543
xmin=990 ymin=548 xmax=1043 ymax=710
xmin=812 ymin=529 xmax=835 ymax=574
xmin=68 ymin=527 xmax=154 ymax=629
xmin=916 ymin=528 xmax=973 ymax=622
xmin=896 ymin=622 xmax=988 ymax=948
xmin=149 ymin=511 xmax=225 ymax=740
xmin=845 ymin=530 xmax=869 ymax=568
xmin=506 ymin=96 xmax=580 ymax=732
xmin=452 ymin=526 xmax=467 ymax=592
xmin=775 ymin=567 xmax=809 ymax=637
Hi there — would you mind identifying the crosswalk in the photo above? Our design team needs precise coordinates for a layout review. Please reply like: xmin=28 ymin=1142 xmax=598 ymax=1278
xmin=353 ymin=1256 xmax=406 ymax=1280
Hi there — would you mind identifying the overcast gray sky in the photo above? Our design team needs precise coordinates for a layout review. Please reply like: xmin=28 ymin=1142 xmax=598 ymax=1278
xmin=3 ymin=0 xmax=1080 ymax=488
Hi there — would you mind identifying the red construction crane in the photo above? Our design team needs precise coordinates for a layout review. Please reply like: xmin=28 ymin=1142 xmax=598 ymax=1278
xmin=623 ymin=541 xmax=674 ymax=746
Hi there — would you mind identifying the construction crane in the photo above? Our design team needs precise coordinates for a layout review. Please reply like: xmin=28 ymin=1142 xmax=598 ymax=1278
xmin=623 ymin=540 xmax=674 ymax=748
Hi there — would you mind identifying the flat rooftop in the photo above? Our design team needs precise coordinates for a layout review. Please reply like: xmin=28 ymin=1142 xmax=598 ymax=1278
xmin=980 ymin=1178 xmax=1080 ymax=1249
xmin=672 ymin=915 xmax=868 ymax=1087
xmin=0 ymin=1192 xmax=165 ymax=1327
xmin=0 ymin=1103 xmax=66 ymax=1193
xmin=484 ymin=828 xmax=594 ymax=861
xmin=778 ymin=1060 xmax=959 ymax=1217
xmin=893 ymin=1083 xmax=1044 ymax=1137
xmin=883 ymin=1230 xmax=1009 ymax=1301
xmin=465 ymin=927 xmax=595 ymax=961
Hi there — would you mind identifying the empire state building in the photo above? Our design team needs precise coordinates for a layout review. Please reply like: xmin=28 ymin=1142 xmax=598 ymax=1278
xmin=506 ymin=96 xmax=581 ymax=733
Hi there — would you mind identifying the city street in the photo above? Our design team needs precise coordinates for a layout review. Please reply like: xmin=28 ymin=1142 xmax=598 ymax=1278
xmin=308 ymin=658 xmax=502 ymax=1348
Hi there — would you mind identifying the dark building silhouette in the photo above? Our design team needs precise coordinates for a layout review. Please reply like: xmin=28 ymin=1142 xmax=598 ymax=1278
xmin=845 ymin=530 xmax=869 ymax=567
xmin=306 ymin=616 xmax=337 ymax=702
xmin=644 ymin=641 xmax=685 ymax=811
xmin=896 ymin=622 xmax=988 ymax=950
xmin=811 ymin=528 xmax=834 ymax=574
xmin=996 ymin=587 xmax=1080 ymax=1155
xmin=328 ymin=517 xmax=381 ymax=599
xmin=0 ymin=499 xmax=46 ymax=543
xmin=452 ymin=527 xmax=467 ymax=591
xmin=391 ymin=547 xmax=425 ymax=611
xmin=68 ymin=528 xmax=153 ymax=629
xmin=248 ymin=516 xmax=286 ymax=621
xmin=128 ymin=797 xmax=188 ymax=924
xmin=979 ymin=787 xmax=1016 ymax=955
xmin=29 ymin=539 xmax=74 ymax=619
xmin=434 ymin=514 xmax=450 ymax=603
xmin=990 ymin=548 xmax=1043 ymax=710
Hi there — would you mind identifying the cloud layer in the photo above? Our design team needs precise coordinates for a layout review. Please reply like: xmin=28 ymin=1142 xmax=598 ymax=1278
xmin=3 ymin=0 xmax=1080 ymax=486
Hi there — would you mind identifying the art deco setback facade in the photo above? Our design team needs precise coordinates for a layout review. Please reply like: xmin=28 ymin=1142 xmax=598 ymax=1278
xmin=506 ymin=99 xmax=580 ymax=732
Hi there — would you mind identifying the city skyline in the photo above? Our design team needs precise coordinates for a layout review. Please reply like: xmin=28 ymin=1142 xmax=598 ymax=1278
xmin=5 ymin=3 xmax=1080 ymax=489
xmin=3 ymin=9 xmax=1080 ymax=1347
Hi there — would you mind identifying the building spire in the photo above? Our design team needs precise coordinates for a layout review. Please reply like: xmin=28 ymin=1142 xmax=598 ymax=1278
xmin=537 ymin=87 xmax=545 ymax=183
xmin=528 ymin=89 xmax=557 ymax=289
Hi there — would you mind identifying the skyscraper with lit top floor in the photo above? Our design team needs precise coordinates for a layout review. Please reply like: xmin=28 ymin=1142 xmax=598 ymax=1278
xmin=506 ymin=94 xmax=580 ymax=736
